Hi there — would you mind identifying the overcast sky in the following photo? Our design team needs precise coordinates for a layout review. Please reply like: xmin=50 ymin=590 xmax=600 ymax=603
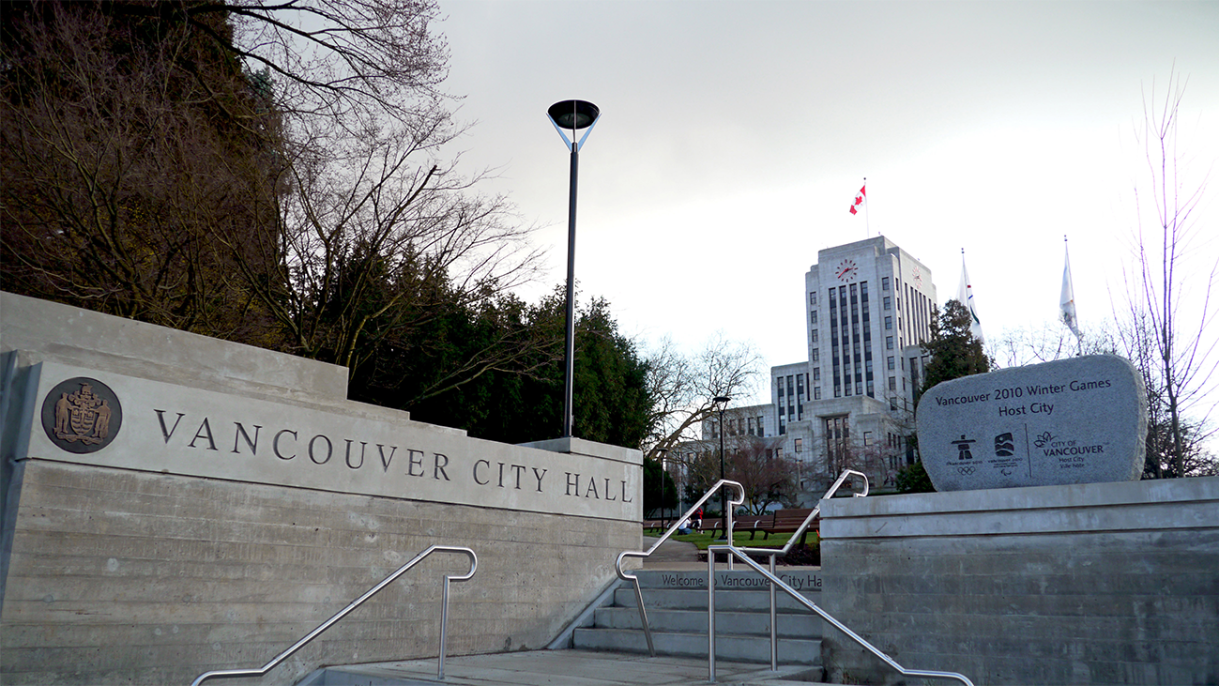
xmin=434 ymin=1 xmax=1218 ymax=408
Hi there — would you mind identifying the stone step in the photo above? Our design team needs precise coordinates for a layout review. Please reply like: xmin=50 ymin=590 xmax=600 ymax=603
xmin=614 ymin=587 xmax=819 ymax=613
xmin=298 ymin=652 xmax=832 ymax=686
xmin=593 ymin=606 xmax=823 ymax=638
xmin=571 ymin=626 xmax=821 ymax=665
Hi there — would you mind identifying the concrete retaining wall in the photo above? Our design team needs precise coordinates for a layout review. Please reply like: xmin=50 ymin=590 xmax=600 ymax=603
xmin=818 ymin=477 xmax=1219 ymax=685
xmin=0 ymin=293 xmax=642 ymax=685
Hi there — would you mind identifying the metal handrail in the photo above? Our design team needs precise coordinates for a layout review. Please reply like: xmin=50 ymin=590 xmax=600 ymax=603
xmin=190 ymin=545 xmax=477 ymax=686
xmin=706 ymin=543 xmax=974 ymax=686
xmin=615 ymin=479 xmax=745 ymax=655
xmin=725 ymin=468 xmax=869 ymax=669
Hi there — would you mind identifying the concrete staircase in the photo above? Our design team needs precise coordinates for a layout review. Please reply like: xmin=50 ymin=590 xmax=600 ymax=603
xmin=571 ymin=569 xmax=824 ymax=667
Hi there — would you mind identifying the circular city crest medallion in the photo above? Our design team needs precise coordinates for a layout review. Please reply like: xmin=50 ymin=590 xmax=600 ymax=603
xmin=41 ymin=377 xmax=123 ymax=454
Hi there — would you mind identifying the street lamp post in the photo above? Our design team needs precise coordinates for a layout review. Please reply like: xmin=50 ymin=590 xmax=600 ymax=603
xmin=546 ymin=100 xmax=601 ymax=438
xmin=713 ymin=396 xmax=731 ymax=539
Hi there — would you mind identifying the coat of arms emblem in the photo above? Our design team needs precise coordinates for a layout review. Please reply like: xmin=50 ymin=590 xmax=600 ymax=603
xmin=41 ymin=377 xmax=123 ymax=454
xmin=53 ymin=383 xmax=111 ymax=444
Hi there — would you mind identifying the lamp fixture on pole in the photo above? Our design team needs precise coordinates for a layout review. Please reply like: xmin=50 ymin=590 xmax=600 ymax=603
xmin=546 ymin=99 xmax=601 ymax=438
xmin=712 ymin=395 xmax=731 ymax=540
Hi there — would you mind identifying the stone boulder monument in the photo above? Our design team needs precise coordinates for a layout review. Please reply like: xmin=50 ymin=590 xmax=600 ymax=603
xmin=916 ymin=354 xmax=1147 ymax=491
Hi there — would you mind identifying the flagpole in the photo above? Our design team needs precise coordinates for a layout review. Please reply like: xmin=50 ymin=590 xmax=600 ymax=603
xmin=864 ymin=176 xmax=870 ymax=238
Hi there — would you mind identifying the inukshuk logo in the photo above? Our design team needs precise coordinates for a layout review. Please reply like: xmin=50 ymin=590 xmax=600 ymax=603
xmin=41 ymin=377 xmax=123 ymax=453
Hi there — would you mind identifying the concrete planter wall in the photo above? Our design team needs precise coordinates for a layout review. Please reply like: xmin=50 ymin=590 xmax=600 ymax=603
xmin=818 ymin=478 xmax=1219 ymax=685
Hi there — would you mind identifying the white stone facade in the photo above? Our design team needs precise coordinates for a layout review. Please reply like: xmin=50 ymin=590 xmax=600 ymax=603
xmin=790 ymin=236 xmax=939 ymax=490
xmin=696 ymin=237 xmax=941 ymax=497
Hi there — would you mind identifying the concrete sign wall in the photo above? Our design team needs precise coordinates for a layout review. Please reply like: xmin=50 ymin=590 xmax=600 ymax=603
xmin=916 ymin=355 xmax=1147 ymax=491
xmin=0 ymin=293 xmax=643 ymax=686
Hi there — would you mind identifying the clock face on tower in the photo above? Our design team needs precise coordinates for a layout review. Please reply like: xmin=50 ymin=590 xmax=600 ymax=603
xmin=835 ymin=259 xmax=858 ymax=282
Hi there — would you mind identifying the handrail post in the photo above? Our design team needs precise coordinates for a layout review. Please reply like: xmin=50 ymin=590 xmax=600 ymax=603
xmin=707 ymin=546 xmax=716 ymax=683
xmin=707 ymin=543 xmax=975 ymax=686
xmin=616 ymin=479 xmax=744 ymax=659
xmin=769 ymin=554 xmax=777 ymax=671
xmin=438 ymin=574 xmax=451 ymax=679
xmin=190 ymin=546 xmax=477 ymax=686
xmin=631 ymin=577 xmax=655 ymax=655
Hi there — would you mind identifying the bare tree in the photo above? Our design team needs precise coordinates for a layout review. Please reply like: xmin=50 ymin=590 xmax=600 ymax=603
xmin=641 ymin=335 xmax=763 ymax=463
xmin=992 ymin=324 xmax=1117 ymax=369
xmin=228 ymin=121 xmax=541 ymax=371
xmin=1 ymin=2 xmax=283 ymax=337
xmin=2 ymin=1 xmax=542 ymax=386
xmin=1117 ymin=71 xmax=1218 ymax=477
xmin=728 ymin=437 xmax=796 ymax=515
xmin=680 ymin=436 xmax=794 ymax=515
xmin=77 ymin=0 xmax=450 ymax=129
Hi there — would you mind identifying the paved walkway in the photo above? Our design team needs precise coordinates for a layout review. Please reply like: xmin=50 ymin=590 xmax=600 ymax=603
xmin=640 ymin=535 xmax=705 ymax=570
xmin=316 ymin=650 xmax=829 ymax=685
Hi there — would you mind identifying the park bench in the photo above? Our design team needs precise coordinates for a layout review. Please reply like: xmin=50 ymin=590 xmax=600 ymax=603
xmin=737 ymin=508 xmax=818 ymax=546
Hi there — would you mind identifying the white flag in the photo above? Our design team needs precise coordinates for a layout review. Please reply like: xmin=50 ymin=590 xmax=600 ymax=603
xmin=957 ymin=256 xmax=983 ymax=341
xmin=1061 ymin=242 xmax=1080 ymax=339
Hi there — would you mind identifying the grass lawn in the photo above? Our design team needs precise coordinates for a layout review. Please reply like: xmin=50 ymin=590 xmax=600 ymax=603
xmin=645 ymin=530 xmax=815 ymax=551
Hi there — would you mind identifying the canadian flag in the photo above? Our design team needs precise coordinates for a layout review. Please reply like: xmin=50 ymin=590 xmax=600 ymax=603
xmin=849 ymin=184 xmax=866 ymax=215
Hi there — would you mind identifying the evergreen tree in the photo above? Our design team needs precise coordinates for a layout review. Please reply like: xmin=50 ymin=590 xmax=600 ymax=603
xmin=643 ymin=458 xmax=678 ymax=517
xmin=921 ymin=300 xmax=991 ymax=394
xmin=895 ymin=461 xmax=935 ymax=493
xmin=908 ymin=299 xmax=992 ymax=492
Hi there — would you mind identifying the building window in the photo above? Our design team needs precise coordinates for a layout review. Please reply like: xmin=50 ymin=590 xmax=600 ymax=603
xmin=889 ymin=376 xmax=896 ymax=391
xmin=812 ymin=348 xmax=819 ymax=362
xmin=824 ymin=415 xmax=850 ymax=473
xmin=813 ymin=367 xmax=820 ymax=381
xmin=863 ymin=431 xmax=873 ymax=447
xmin=884 ymin=296 xmax=891 ymax=310
xmin=882 ymin=277 xmax=890 ymax=290
xmin=814 ymin=387 xmax=821 ymax=400
xmin=757 ymin=416 xmax=764 ymax=436
xmin=810 ymin=292 xmax=817 ymax=305
xmin=811 ymin=329 xmax=819 ymax=342
xmin=795 ymin=438 xmax=803 ymax=453
xmin=884 ymin=315 xmax=892 ymax=330
xmin=888 ymin=356 xmax=895 ymax=370
xmin=811 ymin=310 xmax=818 ymax=324
xmin=886 ymin=336 xmax=894 ymax=350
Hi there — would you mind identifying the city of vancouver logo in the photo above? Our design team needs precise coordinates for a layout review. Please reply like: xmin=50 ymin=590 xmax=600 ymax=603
xmin=41 ymin=377 xmax=122 ymax=454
